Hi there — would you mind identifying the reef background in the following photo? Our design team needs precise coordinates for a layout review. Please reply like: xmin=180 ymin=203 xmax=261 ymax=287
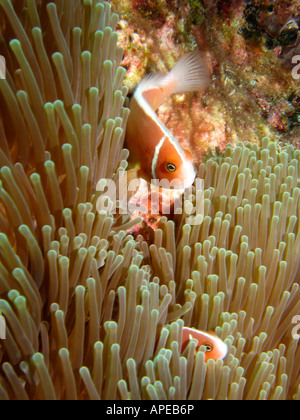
xmin=112 ymin=0 xmax=300 ymax=164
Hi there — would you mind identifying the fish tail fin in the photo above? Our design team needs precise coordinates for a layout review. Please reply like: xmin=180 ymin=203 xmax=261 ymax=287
xmin=166 ymin=50 xmax=210 ymax=94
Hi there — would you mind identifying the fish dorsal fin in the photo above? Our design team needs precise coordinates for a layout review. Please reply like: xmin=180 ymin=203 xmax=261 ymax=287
xmin=136 ymin=51 xmax=209 ymax=112
xmin=164 ymin=50 xmax=210 ymax=95
xmin=137 ymin=72 xmax=166 ymax=95
xmin=139 ymin=72 xmax=171 ymax=111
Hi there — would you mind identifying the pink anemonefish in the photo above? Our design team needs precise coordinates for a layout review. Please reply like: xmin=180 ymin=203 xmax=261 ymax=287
xmin=181 ymin=327 xmax=228 ymax=361
xmin=126 ymin=51 xmax=209 ymax=190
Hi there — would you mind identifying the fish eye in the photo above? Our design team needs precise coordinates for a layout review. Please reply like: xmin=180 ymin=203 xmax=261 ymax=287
xmin=203 ymin=343 xmax=213 ymax=352
xmin=166 ymin=162 xmax=176 ymax=172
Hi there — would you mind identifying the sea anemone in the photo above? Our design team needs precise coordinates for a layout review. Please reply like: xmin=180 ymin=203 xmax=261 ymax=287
xmin=0 ymin=0 xmax=299 ymax=400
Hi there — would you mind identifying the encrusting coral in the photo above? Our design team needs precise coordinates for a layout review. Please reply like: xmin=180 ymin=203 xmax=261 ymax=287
xmin=0 ymin=0 xmax=299 ymax=400
xmin=112 ymin=0 xmax=300 ymax=155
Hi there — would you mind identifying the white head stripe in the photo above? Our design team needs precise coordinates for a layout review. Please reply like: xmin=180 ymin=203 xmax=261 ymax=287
xmin=151 ymin=136 xmax=166 ymax=179
xmin=135 ymin=86 xmax=187 ymax=179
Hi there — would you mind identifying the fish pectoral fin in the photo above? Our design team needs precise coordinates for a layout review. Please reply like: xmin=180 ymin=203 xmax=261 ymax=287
xmin=126 ymin=156 xmax=140 ymax=170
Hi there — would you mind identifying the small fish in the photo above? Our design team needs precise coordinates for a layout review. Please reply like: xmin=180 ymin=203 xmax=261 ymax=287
xmin=126 ymin=51 xmax=209 ymax=189
xmin=181 ymin=327 xmax=228 ymax=361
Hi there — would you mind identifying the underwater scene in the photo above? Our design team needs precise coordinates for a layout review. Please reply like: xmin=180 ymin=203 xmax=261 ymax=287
xmin=0 ymin=0 xmax=300 ymax=402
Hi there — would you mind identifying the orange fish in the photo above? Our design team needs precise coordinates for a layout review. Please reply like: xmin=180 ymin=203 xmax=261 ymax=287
xmin=126 ymin=51 xmax=209 ymax=190
xmin=181 ymin=327 xmax=228 ymax=361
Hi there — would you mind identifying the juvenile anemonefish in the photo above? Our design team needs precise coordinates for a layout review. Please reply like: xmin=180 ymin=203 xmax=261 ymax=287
xmin=126 ymin=51 xmax=209 ymax=189
xmin=181 ymin=327 xmax=228 ymax=361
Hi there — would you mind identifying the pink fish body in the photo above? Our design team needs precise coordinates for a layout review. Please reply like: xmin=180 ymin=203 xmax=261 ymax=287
xmin=181 ymin=327 xmax=228 ymax=361
xmin=126 ymin=51 xmax=209 ymax=189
